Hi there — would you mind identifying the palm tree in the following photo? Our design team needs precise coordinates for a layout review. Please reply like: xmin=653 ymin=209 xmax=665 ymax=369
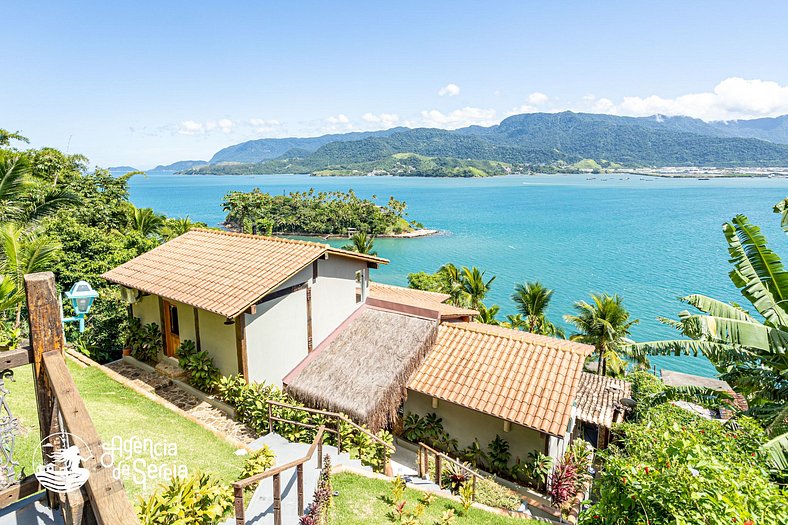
xmin=130 ymin=207 xmax=164 ymax=237
xmin=437 ymin=263 xmax=466 ymax=306
xmin=342 ymin=231 xmax=377 ymax=256
xmin=460 ymin=267 xmax=495 ymax=309
xmin=0 ymin=156 xmax=77 ymax=223
xmin=476 ymin=303 xmax=500 ymax=325
xmin=0 ymin=223 xmax=61 ymax=327
xmin=564 ymin=293 xmax=639 ymax=376
xmin=511 ymin=281 xmax=565 ymax=337
xmin=627 ymin=207 xmax=788 ymax=435
xmin=502 ymin=313 xmax=526 ymax=330
xmin=162 ymin=217 xmax=195 ymax=241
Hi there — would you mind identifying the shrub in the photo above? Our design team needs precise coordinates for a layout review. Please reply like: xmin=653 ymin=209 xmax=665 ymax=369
xmin=0 ymin=321 xmax=21 ymax=351
xmin=126 ymin=319 xmax=162 ymax=363
xmin=458 ymin=481 xmax=474 ymax=514
xmin=459 ymin=439 xmax=488 ymax=469
xmin=402 ymin=412 xmax=456 ymax=453
xmin=177 ymin=340 xmax=220 ymax=392
xmin=473 ymin=476 xmax=521 ymax=511
xmin=137 ymin=472 xmax=232 ymax=525
xmin=580 ymin=404 xmax=788 ymax=525
xmin=238 ymin=445 xmax=275 ymax=482
xmin=301 ymin=454 xmax=332 ymax=525
xmin=215 ymin=374 xmax=392 ymax=472
xmin=487 ymin=435 xmax=511 ymax=476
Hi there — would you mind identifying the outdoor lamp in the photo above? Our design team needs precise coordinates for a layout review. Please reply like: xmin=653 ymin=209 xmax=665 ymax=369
xmin=65 ymin=281 xmax=99 ymax=315
xmin=62 ymin=281 xmax=99 ymax=333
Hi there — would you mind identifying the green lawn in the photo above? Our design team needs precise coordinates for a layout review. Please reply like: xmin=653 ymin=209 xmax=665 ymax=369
xmin=8 ymin=358 xmax=245 ymax=500
xmin=331 ymin=472 xmax=543 ymax=525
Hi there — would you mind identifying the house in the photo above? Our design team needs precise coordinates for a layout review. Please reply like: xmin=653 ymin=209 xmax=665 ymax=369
xmin=103 ymin=229 xmax=602 ymax=465
xmin=572 ymin=372 xmax=630 ymax=449
xmin=102 ymin=229 xmax=386 ymax=384
xmin=661 ymin=369 xmax=748 ymax=419
xmin=404 ymin=322 xmax=592 ymax=463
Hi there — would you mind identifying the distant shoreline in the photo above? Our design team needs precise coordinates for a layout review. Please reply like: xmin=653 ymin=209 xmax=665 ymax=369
xmin=272 ymin=228 xmax=440 ymax=240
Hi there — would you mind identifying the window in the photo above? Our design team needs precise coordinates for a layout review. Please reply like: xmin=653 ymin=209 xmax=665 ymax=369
xmin=169 ymin=304 xmax=180 ymax=335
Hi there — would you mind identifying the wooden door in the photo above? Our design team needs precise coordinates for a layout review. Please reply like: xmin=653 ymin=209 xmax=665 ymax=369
xmin=162 ymin=300 xmax=180 ymax=357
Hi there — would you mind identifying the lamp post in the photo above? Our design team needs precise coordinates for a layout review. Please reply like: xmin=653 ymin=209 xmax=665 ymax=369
xmin=62 ymin=281 xmax=99 ymax=333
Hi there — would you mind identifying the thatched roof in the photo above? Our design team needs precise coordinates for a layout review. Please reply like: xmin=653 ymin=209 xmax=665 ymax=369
xmin=284 ymin=306 xmax=438 ymax=430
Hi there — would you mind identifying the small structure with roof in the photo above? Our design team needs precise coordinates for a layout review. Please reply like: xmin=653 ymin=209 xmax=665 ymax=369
xmin=573 ymin=372 xmax=631 ymax=449
xmin=405 ymin=322 xmax=592 ymax=463
xmin=661 ymin=369 xmax=748 ymax=419
xmin=102 ymin=229 xmax=387 ymax=384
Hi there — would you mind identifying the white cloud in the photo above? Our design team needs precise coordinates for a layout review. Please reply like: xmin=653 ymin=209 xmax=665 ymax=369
xmin=177 ymin=117 xmax=283 ymax=136
xmin=596 ymin=77 xmax=788 ymax=121
xmin=527 ymin=92 xmax=549 ymax=105
xmin=361 ymin=112 xmax=400 ymax=127
xmin=420 ymin=107 xmax=497 ymax=128
xmin=177 ymin=120 xmax=206 ymax=135
xmin=438 ymin=83 xmax=461 ymax=97
xmin=326 ymin=114 xmax=350 ymax=124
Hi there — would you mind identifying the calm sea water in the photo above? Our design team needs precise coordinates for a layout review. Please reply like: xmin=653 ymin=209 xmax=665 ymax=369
xmin=128 ymin=172 xmax=788 ymax=378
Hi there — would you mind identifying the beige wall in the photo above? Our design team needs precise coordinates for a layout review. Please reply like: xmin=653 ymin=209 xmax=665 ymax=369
xmin=132 ymin=294 xmax=160 ymax=326
xmin=244 ymin=266 xmax=311 ymax=385
xmin=404 ymin=390 xmax=548 ymax=466
xmin=197 ymin=309 xmax=239 ymax=377
xmin=130 ymin=293 xmax=238 ymax=376
xmin=311 ymin=254 xmax=368 ymax=346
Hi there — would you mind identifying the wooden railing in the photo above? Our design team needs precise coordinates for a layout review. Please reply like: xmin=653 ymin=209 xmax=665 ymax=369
xmin=417 ymin=442 xmax=479 ymax=500
xmin=0 ymin=272 xmax=139 ymax=524
xmin=232 ymin=425 xmax=327 ymax=525
xmin=267 ymin=400 xmax=395 ymax=473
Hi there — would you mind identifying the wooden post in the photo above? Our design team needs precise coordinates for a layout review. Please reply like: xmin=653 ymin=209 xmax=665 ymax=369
xmin=472 ymin=474 xmax=477 ymax=502
xmin=434 ymin=454 xmax=442 ymax=488
xmin=273 ymin=473 xmax=282 ymax=525
xmin=317 ymin=441 xmax=323 ymax=470
xmin=268 ymin=402 xmax=273 ymax=434
xmin=233 ymin=485 xmax=244 ymax=525
xmin=24 ymin=272 xmax=64 ymax=509
xmin=234 ymin=315 xmax=248 ymax=381
xmin=335 ymin=416 xmax=342 ymax=452
xmin=193 ymin=308 xmax=201 ymax=352
xmin=296 ymin=464 xmax=304 ymax=516
xmin=305 ymin=287 xmax=313 ymax=352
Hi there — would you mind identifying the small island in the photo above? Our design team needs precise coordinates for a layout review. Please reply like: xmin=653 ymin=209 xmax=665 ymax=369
xmin=222 ymin=188 xmax=432 ymax=237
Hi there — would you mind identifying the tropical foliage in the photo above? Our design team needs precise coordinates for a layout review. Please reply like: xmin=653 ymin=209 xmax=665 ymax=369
xmin=626 ymin=203 xmax=788 ymax=438
xmin=406 ymin=263 xmax=494 ymax=310
xmin=222 ymin=187 xmax=414 ymax=235
xmin=342 ymin=231 xmax=377 ymax=255
xmin=511 ymin=281 xmax=564 ymax=337
xmin=581 ymin=403 xmax=787 ymax=525
xmin=137 ymin=472 xmax=233 ymax=525
xmin=565 ymin=293 xmax=640 ymax=377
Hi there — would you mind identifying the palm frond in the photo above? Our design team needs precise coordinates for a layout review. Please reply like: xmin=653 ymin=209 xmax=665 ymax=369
xmin=724 ymin=216 xmax=788 ymax=326
xmin=760 ymin=432 xmax=788 ymax=478
xmin=773 ymin=197 xmax=788 ymax=233
xmin=681 ymin=294 xmax=756 ymax=322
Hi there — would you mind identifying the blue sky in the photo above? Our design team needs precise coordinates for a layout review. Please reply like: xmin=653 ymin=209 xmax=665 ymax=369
xmin=3 ymin=1 xmax=788 ymax=168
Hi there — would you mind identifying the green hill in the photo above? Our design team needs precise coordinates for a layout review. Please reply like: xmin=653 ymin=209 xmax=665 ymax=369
xmin=184 ymin=112 xmax=788 ymax=176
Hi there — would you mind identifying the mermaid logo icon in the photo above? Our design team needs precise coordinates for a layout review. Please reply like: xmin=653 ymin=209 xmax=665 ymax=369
xmin=33 ymin=433 xmax=91 ymax=494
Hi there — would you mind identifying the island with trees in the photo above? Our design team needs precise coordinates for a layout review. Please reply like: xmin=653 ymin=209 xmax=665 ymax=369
xmin=221 ymin=188 xmax=429 ymax=237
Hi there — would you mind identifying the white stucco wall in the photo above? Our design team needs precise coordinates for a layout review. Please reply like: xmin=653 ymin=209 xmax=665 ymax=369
xmin=244 ymin=268 xmax=310 ymax=384
xmin=198 ymin=309 xmax=238 ymax=377
xmin=243 ymin=254 xmax=369 ymax=385
xmin=132 ymin=294 xmax=160 ymax=326
xmin=405 ymin=390 xmax=547 ymax=466
xmin=311 ymin=254 xmax=368 ymax=346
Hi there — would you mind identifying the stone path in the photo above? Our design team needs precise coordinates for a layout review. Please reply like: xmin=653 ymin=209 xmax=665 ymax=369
xmin=106 ymin=360 xmax=258 ymax=444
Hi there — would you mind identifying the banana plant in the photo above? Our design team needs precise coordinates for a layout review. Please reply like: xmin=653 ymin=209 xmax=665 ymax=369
xmin=625 ymin=202 xmax=788 ymax=444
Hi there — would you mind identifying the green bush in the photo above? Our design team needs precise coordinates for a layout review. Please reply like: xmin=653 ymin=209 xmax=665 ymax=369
xmin=238 ymin=445 xmax=275 ymax=488
xmin=487 ymin=435 xmax=511 ymax=476
xmin=137 ymin=472 xmax=233 ymax=525
xmin=125 ymin=319 xmax=161 ymax=363
xmin=474 ymin=476 xmax=521 ymax=511
xmin=402 ymin=412 xmax=457 ymax=453
xmin=0 ymin=321 xmax=20 ymax=351
xmin=580 ymin=404 xmax=788 ymax=524
xmin=215 ymin=374 xmax=393 ymax=472
xmin=177 ymin=340 xmax=220 ymax=392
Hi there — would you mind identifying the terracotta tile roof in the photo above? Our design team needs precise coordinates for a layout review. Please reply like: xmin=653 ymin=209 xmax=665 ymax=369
xmin=369 ymin=282 xmax=478 ymax=319
xmin=575 ymin=372 xmax=631 ymax=428
xmin=407 ymin=322 xmax=593 ymax=436
xmin=101 ymin=229 xmax=387 ymax=318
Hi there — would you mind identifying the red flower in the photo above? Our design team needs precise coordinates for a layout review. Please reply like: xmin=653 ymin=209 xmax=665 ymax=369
xmin=743 ymin=521 xmax=753 ymax=525
xmin=645 ymin=467 xmax=650 ymax=474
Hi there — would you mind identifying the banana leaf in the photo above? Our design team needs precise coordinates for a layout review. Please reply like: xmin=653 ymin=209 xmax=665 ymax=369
xmin=681 ymin=294 xmax=756 ymax=322
xmin=725 ymin=216 xmax=788 ymax=326
xmin=773 ymin=197 xmax=788 ymax=233
xmin=760 ymin=431 xmax=788 ymax=477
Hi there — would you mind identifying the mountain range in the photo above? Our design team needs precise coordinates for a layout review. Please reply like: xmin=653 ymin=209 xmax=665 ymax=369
xmin=180 ymin=112 xmax=788 ymax=177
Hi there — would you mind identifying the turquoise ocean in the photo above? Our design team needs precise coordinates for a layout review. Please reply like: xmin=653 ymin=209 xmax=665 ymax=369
xmin=128 ymin=172 xmax=788 ymax=378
